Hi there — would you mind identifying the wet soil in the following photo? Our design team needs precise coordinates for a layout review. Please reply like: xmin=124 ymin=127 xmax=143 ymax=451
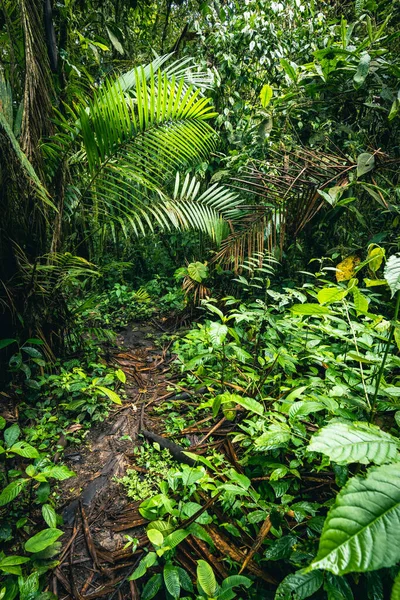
xmin=52 ymin=322 xmax=177 ymax=599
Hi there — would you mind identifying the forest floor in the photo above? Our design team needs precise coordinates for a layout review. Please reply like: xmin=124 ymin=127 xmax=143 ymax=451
xmin=53 ymin=322 xmax=178 ymax=599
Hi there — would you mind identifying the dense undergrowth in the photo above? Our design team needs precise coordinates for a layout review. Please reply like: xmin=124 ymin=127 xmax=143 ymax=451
xmin=1 ymin=0 xmax=400 ymax=598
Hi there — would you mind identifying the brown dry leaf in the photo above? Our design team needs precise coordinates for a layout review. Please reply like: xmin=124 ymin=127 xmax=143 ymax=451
xmin=66 ymin=424 xmax=83 ymax=433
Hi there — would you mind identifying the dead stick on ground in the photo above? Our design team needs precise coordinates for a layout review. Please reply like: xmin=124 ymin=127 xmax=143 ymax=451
xmin=239 ymin=515 xmax=272 ymax=574
xmin=197 ymin=417 xmax=226 ymax=446
xmin=58 ymin=518 xmax=81 ymax=563
xmin=69 ymin=516 xmax=83 ymax=600
xmin=80 ymin=501 xmax=100 ymax=571
xmin=81 ymin=572 xmax=96 ymax=596
xmin=129 ymin=580 xmax=140 ymax=599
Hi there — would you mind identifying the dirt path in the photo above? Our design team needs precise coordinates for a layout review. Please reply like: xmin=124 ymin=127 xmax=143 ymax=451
xmin=52 ymin=320 xmax=278 ymax=599
xmin=53 ymin=322 xmax=177 ymax=599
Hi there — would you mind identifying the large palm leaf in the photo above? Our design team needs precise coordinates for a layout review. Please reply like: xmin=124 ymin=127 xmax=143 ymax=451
xmin=54 ymin=57 xmax=237 ymax=241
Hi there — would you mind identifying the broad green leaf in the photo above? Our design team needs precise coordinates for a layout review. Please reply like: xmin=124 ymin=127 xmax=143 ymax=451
xmin=275 ymin=569 xmax=323 ymax=599
xmin=21 ymin=346 xmax=42 ymax=358
xmin=197 ymin=560 xmax=217 ymax=597
xmin=18 ymin=571 xmax=39 ymax=599
xmin=291 ymin=304 xmax=331 ymax=315
xmin=9 ymin=441 xmax=39 ymax=458
xmin=0 ymin=479 xmax=28 ymax=506
xmin=357 ymin=152 xmax=375 ymax=177
xmin=128 ymin=552 xmax=158 ymax=580
xmin=260 ymin=84 xmax=273 ymax=108
xmin=318 ymin=186 xmax=344 ymax=207
xmin=164 ymin=529 xmax=189 ymax=549
xmin=163 ymin=564 xmax=181 ymax=599
xmin=308 ymin=422 xmax=399 ymax=465
xmin=255 ymin=424 xmax=291 ymax=451
xmin=208 ymin=322 xmax=228 ymax=346
xmin=0 ymin=556 xmax=30 ymax=575
xmin=280 ymin=58 xmax=298 ymax=83
xmin=395 ymin=327 xmax=400 ymax=352
xmin=389 ymin=97 xmax=399 ymax=121
xmin=221 ymin=575 xmax=252 ymax=591
xmin=42 ymin=505 xmax=57 ymax=529
xmin=217 ymin=392 xmax=264 ymax=416
xmin=384 ymin=254 xmax=400 ymax=297
xmin=147 ymin=529 xmax=164 ymax=546
xmin=141 ymin=574 xmax=162 ymax=600
xmin=177 ymin=566 xmax=194 ymax=592
xmin=353 ymin=53 xmax=371 ymax=88
xmin=40 ymin=465 xmax=75 ymax=480
xmin=0 ymin=417 xmax=5 ymax=430
xmin=4 ymin=424 xmax=20 ymax=447
xmin=187 ymin=261 xmax=208 ymax=283
xmin=318 ymin=287 xmax=347 ymax=305
xmin=311 ymin=462 xmax=400 ymax=574
xmin=0 ymin=556 xmax=29 ymax=567
xmin=234 ymin=396 xmax=264 ymax=416
xmin=289 ymin=401 xmax=325 ymax=420
xmin=324 ymin=573 xmax=354 ymax=600
xmin=24 ymin=528 xmax=63 ymax=553
xmin=96 ymin=386 xmax=122 ymax=405
xmin=384 ymin=387 xmax=400 ymax=398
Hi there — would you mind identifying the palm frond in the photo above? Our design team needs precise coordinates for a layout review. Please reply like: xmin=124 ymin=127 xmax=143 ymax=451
xmin=15 ymin=249 xmax=100 ymax=297
xmin=216 ymin=147 xmax=357 ymax=270
xmin=70 ymin=65 xmax=232 ymax=239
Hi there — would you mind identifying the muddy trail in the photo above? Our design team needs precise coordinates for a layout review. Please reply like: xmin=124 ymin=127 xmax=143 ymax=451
xmin=52 ymin=321 xmax=277 ymax=599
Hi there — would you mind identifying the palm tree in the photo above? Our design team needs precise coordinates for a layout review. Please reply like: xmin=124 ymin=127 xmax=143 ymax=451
xmin=0 ymin=52 xmax=241 ymax=341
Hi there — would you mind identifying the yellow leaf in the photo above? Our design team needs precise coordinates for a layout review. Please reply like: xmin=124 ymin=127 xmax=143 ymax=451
xmin=367 ymin=245 xmax=385 ymax=273
xmin=336 ymin=256 xmax=360 ymax=282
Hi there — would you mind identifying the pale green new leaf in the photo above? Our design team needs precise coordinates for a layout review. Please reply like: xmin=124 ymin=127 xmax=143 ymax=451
xmin=147 ymin=529 xmax=164 ymax=546
xmin=308 ymin=422 xmax=399 ymax=465
xmin=197 ymin=560 xmax=218 ymax=597
xmin=311 ymin=462 xmax=400 ymax=574
xmin=318 ymin=287 xmax=347 ymax=305
xmin=96 ymin=386 xmax=122 ymax=405
xmin=260 ymin=84 xmax=273 ymax=108
xmin=24 ymin=529 xmax=63 ymax=553
xmin=208 ymin=322 xmax=228 ymax=346
xmin=291 ymin=304 xmax=331 ymax=315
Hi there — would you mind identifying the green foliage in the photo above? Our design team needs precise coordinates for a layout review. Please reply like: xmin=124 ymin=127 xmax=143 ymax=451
xmin=311 ymin=462 xmax=400 ymax=575
xmin=1 ymin=0 xmax=400 ymax=598
xmin=308 ymin=421 xmax=399 ymax=465
xmin=117 ymin=442 xmax=178 ymax=501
